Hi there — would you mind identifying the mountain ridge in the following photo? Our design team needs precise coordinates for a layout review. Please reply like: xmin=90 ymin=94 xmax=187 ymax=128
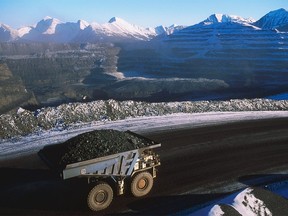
xmin=201 ymin=14 xmax=255 ymax=24
xmin=5 ymin=16 xmax=182 ymax=43
xmin=0 ymin=8 xmax=287 ymax=43
xmin=254 ymin=8 xmax=288 ymax=30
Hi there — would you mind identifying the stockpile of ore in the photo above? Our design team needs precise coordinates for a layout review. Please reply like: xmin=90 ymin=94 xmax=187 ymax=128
xmin=40 ymin=129 xmax=153 ymax=168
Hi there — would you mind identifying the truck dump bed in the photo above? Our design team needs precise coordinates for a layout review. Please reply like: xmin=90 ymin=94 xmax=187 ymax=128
xmin=38 ymin=130 xmax=161 ymax=179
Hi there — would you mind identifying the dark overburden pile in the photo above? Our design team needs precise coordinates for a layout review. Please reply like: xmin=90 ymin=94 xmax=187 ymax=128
xmin=57 ymin=129 xmax=152 ymax=166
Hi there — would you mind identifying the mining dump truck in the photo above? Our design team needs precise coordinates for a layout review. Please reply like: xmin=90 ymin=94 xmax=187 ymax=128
xmin=38 ymin=129 xmax=161 ymax=211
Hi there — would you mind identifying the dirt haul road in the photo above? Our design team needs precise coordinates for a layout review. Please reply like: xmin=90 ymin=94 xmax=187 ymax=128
xmin=1 ymin=117 xmax=288 ymax=215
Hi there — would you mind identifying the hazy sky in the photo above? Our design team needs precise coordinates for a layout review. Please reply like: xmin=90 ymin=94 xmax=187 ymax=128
xmin=0 ymin=0 xmax=287 ymax=28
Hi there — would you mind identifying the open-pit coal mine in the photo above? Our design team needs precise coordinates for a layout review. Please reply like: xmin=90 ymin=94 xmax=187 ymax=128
xmin=1 ymin=34 xmax=288 ymax=116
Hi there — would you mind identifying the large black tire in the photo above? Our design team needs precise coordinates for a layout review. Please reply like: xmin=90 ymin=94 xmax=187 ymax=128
xmin=131 ymin=171 xmax=153 ymax=197
xmin=87 ymin=182 xmax=113 ymax=211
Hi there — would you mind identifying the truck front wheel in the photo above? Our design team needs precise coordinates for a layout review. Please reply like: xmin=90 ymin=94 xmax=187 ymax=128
xmin=131 ymin=171 xmax=153 ymax=197
xmin=87 ymin=182 xmax=113 ymax=211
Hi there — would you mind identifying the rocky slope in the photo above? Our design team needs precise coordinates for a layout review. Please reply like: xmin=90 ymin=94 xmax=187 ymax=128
xmin=0 ymin=98 xmax=287 ymax=139
xmin=118 ymin=11 xmax=288 ymax=98
xmin=1 ymin=42 xmax=120 ymax=108
xmin=0 ymin=23 xmax=19 ymax=42
xmin=0 ymin=62 xmax=37 ymax=114
xmin=254 ymin=8 xmax=288 ymax=30
xmin=0 ymin=41 xmax=233 ymax=112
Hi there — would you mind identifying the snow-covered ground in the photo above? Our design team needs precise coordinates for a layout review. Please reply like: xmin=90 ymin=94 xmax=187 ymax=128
xmin=1 ymin=99 xmax=288 ymax=139
xmin=1 ymin=111 xmax=288 ymax=161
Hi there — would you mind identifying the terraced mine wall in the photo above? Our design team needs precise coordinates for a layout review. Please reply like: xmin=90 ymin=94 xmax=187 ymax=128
xmin=0 ymin=62 xmax=37 ymax=114
xmin=0 ymin=42 xmax=120 ymax=110
xmin=117 ymin=26 xmax=288 ymax=96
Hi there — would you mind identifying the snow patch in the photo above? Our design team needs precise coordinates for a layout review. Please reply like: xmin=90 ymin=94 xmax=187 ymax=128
xmin=17 ymin=26 xmax=32 ymax=37
xmin=208 ymin=205 xmax=225 ymax=216
xmin=233 ymin=188 xmax=272 ymax=216
xmin=17 ymin=107 xmax=25 ymax=115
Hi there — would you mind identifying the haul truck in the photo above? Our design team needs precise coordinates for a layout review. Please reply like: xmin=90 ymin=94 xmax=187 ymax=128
xmin=38 ymin=131 xmax=161 ymax=211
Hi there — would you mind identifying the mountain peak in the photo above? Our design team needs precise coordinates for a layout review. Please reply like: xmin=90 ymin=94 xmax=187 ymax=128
xmin=43 ymin=16 xmax=53 ymax=21
xmin=264 ymin=8 xmax=288 ymax=18
xmin=270 ymin=8 xmax=287 ymax=14
xmin=0 ymin=23 xmax=11 ymax=30
xmin=203 ymin=14 xmax=254 ymax=24
xmin=210 ymin=14 xmax=228 ymax=23
xmin=77 ymin=19 xmax=89 ymax=29
xmin=39 ymin=16 xmax=61 ymax=25
xmin=103 ymin=17 xmax=156 ymax=40
xmin=254 ymin=8 xmax=288 ymax=30
xmin=0 ymin=23 xmax=19 ymax=41
xmin=108 ymin=17 xmax=125 ymax=24
xmin=35 ymin=16 xmax=62 ymax=35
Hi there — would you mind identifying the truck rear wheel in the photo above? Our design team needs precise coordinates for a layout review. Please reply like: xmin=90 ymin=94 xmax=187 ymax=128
xmin=131 ymin=171 xmax=153 ymax=197
xmin=87 ymin=182 xmax=113 ymax=211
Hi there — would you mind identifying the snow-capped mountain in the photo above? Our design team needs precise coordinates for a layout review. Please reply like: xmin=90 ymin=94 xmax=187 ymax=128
xmin=17 ymin=26 xmax=32 ymax=37
xmin=21 ymin=16 xmax=61 ymax=42
xmin=0 ymin=16 xmax=183 ymax=43
xmin=20 ymin=16 xmax=174 ymax=43
xmin=154 ymin=24 xmax=185 ymax=36
xmin=53 ymin=20 xmax=89 ymax=43
xmin=254 ymin=8 xmax=288 ymax=30
xmin=72 ymin=17 xmax=184 ymax=42
xmin=21 ymin=17 xmax=90 ymax=43
xmin=0 ymin=23 xmax=18 ymax=42
xmin=201 ymin=14 xmax=255 ymax=25
xmin=122 ymin=11 xmax=288 ymax=91
xmin=0 ymin=9 xmax=288 ymax=43
xmin=36 ymin=16 xmax=61 ymax=34
xmin=105 ymin=17 xmax=155 ymax=39
xmin=74 ymin=17 xmax=157 ymax=42
xmin=162 ymin=11 xmax=286 ymax=60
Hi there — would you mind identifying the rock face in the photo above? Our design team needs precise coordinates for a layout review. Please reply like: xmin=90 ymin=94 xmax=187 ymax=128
xmin=0 ymin=23 xmax=19 ymax=42
xmin=120 ymin=21 xmax=288 ymax=88
xmin=39 ymin=129 xmax=153 ymax=168
xmin=118 ymin=11 xmax=288 ymax=98
xmin=253 ymin=8 xmax=288 ymax=30
xmin=0 ymin=62 xmax=37 ymax=113
xmin=0 ymin=43 xmax=120 ymax=110
xmin=0 ymin=42 xmax=231 ymax=112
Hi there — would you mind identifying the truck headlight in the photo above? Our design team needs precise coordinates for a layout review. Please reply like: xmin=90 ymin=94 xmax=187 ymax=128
xmin=80 ymin=168 xmax=86 ymax=175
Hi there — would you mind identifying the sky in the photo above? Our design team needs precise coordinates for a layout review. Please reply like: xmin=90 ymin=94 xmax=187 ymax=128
xmin=0 ymin=0 xmax=287 ymax=29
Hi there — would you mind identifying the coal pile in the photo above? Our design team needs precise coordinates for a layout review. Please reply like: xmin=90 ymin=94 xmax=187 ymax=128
xmin=40 ymin=129 xmax=154 ymax=168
